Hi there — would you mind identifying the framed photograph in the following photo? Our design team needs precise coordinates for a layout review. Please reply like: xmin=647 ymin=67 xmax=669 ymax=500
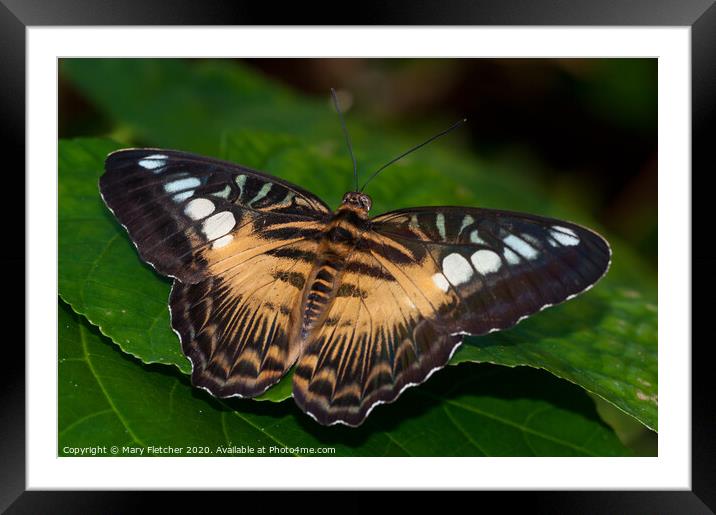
xmin=5 ymin=0 xmax=711 ymax=510
xmin=56 ymin=55 xmax=657 ymax=453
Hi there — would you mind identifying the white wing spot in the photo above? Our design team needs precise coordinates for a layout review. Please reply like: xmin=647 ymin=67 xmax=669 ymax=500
xmin=235 ymin=175 xmax=247 ymax=198
xmin=470 ymin=249 xmax=502 ymax=275
xmin=212 ymin=234 xmax=234 ymax=249
xmin=249 ymin=182 xmax=272 ymax=207
xmin=503 ymin=234 xmax=539 ymax=260
xmin=164 ymin=177 xmax=201 ymax=193
xmin=436 ymin=213 xmax=447 ymax=240
xmin=274 ymin=191 xmax=295 ymax=208
xmin=212 ymin=185 xmax=231 ymax=199
xmin=171 ymin=191 xmax=194 ymax=203
xmin=184 ymin=198 xmax=215 ymax=220
xmin=409 ymin=215 xmax=420 ymax=233
xmin=550 ymin=225 xmax=580 ymax=246
xmin=521 ymin=233 xmax=541 ymax=247
xmin=459 ymin=215 xmax=475 ymax=235
xmin=202 ymin=211 xmax=236 ymax=241
xmin=138 ymin=154 xmax=167 ymax=171
xmin=553 ymin=225 xmax=578 ymax=237
xmin=432 ymin=273 xmax=450 ymax=292
xmin=469 ymin=229 xmax=486 ymax=245
xmin=504 ymin=247 xmax=520 ymax=265
xmin=442 ymin=253 xmax=474 ymax=286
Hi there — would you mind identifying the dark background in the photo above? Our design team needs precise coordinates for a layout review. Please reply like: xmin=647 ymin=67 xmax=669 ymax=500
xmin=59 ymin=58 xmax=657 ymax=269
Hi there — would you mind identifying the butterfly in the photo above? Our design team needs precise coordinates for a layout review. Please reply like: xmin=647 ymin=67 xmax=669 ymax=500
xmin=99 ymin=96 xmax=610 ymax=427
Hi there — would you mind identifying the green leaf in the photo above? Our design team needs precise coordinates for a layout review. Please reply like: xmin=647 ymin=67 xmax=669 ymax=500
xmin=59 ymin=300 xmax=629 ymax=456
xmin=454 ymin=286 xmax=658 ymax=432
xmin=58 ymin=59 xmax=657 ymax=431
xmin=59 ymin=138 xmax=190 ymax=372
xmin=61 ymin=59 xmax=336 ymax=156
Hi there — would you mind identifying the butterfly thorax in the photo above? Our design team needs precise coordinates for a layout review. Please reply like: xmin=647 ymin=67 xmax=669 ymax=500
xmin=293 ymin=193 xmax=372 ymax=344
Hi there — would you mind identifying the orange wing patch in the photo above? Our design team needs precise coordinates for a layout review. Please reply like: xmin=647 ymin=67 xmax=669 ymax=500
xmin=171 ymin=218 xmax=323 ymax=398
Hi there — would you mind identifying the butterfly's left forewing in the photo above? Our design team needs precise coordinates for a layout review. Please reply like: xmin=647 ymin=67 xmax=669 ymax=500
xmin=293 ymin=206 xmax=610 ymax=426
xmin=100 ymin=149 xmax=331 ymax=282
xmin=101 ymin=149 xmax=331 ymax=397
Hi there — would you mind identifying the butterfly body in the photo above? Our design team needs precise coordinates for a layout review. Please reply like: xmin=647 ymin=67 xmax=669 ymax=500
xmin=100 ymin=148 xmax=611 ymax=427
xmin=295 ymin=195 xmax=371 ymax=344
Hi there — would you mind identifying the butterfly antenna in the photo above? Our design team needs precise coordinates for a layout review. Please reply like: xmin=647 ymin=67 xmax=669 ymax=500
xmin=360 ymin=117 xmax=467 ymax=192
xmin=331 ymin=88 xmax=359 ymax=192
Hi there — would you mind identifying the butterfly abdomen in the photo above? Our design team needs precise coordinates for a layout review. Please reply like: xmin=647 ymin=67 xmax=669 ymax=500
xmin=299 ymin=257 xmax=343 ymax=339
xmin=295 ymin=205 xmax=368 ymax=343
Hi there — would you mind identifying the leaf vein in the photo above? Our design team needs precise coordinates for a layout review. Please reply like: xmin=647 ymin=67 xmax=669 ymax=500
xmin=442 ymin=405 xmax=488 ymax=456
xmin=59 ymin=408 xmax=114 ymax=438
xmin=79 ymin=322 xmax=148 ymax=449
xmin=421 ymin=392 xmax=597 ymax=456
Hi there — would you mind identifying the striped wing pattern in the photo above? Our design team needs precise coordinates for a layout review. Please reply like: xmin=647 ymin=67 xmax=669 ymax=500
xmin=169 ymin=235 xmax=318 ymax=397
xmin=100 ymin=149 xmax=330 ymax=396
xmin=292 ymin=207 xmax=610 ymax=426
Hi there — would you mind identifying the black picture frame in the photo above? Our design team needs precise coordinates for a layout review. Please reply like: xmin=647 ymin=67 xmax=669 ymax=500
xmin=4 ymin=0 xmax=713 ymax=511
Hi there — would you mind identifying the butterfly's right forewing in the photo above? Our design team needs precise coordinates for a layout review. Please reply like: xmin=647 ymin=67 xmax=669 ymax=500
xmin=292 ymin=206 xmax=611 ymax=426
xmin=371 ymin=207 xmax=612 ymax=335
xmin=100 ymin=149 xmax=331 ymax=397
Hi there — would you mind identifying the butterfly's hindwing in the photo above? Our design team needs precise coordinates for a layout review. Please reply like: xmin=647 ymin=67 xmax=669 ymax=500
xmin=169 ymin=238 xmax=319 ymax=397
